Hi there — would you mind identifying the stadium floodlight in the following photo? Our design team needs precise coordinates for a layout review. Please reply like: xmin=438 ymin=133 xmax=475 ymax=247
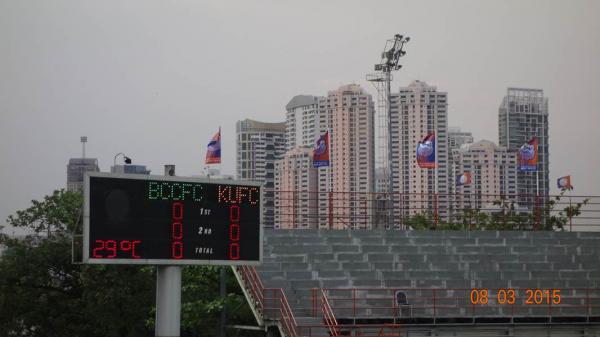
xmin=366 ymin=34 xmax=410 ymax=229
xmin=113 ymin=152 xmax=132 ymax=168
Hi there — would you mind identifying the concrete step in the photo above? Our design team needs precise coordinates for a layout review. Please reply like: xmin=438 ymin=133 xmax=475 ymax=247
xmin=306 ymin=252 xmax=336 ymax=262
xmin=266 ymin=255 xmax=306 ymax=263
xmin=311 ymin=262 xmax=341 ymax=271
xmin=317 ymin=270 xmax=347 ymax=279
xmin=281 ymin=262 xmax=310 ymax=271
xmin=337 ymin=253 xmax=366 ymax=262
xmin=258 ymin=271 xmax=285 ymax=280
xmin=321 ymin=279 xmax=352 ymax=288
xmin=342 ymin=262 xmax=371 ymax=270
xmin=272 ymin=244 xmax=331 ymax=254
xmin=351 ymin=279 xmax=383 ymax=287
xmin=285 ymin=271 xmax=314 ymax=280
xmin=256 ymin=262 xmax=281 ymax=272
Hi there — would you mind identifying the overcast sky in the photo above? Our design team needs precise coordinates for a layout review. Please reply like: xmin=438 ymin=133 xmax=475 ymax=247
xmin=1 ymin=0 xmax=599 ymax=233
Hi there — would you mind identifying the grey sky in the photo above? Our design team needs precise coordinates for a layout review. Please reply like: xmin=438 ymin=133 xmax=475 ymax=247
xmin=1 ymin=0 xmax=599 ymax=232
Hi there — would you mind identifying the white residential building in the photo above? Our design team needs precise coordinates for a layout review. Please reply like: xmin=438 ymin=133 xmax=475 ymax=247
xmin=274 ymin=147 xmax=318 ymax=229
xmin=236 ymin=119 xmax=286 ymax=228
xmin=389 ymin=80 xmax=449 ymax=222
xmin=451 ymin=140 xmax=518 ymax=213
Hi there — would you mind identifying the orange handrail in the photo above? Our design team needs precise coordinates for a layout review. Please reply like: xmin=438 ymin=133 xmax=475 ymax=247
xmin=321 ymin=289 xmax=340 ymax=336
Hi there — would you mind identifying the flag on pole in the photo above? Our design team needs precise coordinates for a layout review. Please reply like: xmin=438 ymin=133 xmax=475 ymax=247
xmin=205 ymin=127 xmax=221 ymax=164
xmin=416 ymin=133 xmax=436 ymax=168
xmin=518 ymin=137 xmax=538 ymax=172
xmin=313 ymin=130 xmax=330 ymax=167
xmin=456 ymin=172 xmax=472 ymax=186
xmin=557 ymin=175 xmax=573 ymax=190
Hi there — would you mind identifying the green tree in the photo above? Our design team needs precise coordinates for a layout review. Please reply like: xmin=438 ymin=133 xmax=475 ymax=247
xmin=541 ymin=190 xmax=589 ymax=231
xmin=0 ymin=189 xmax=155 ymax=337
xmin=487 ymin=199 xmax=529 ymax=230
xmin=0 ymin=189 xmax=260 ymax=337
xmin=405 ymin=212 xmax=433 ymax=230
xmin=178 ymin=266 xmax=261 ymax=337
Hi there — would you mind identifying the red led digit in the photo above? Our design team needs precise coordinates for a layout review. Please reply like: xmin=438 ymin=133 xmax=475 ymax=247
xmin=92 ymin=240 xmax=105 ymax=258
xmin=131 ymin=240 xmax=141 ymax=258
xmin=230 ymin=205 xmax=240 ymax=222
xmin=172 ymin=202 xmax=183 ymax=220
xmin=229 ymin=243 xmax=240 ymax=260
xmin=172 ymin=242 xmax=183 ymax=259
xmin=106 ymin=240 xmax=117 ymax=258
xmin=230 ymin=224 xmax=240 ymax=241
xmin=228 ymin=205 xmax=241 ymax=260
xmin=171 ymin=202 xmax=184 ymax=259
xmin=172 ymin=222 xmax=183 ymax=240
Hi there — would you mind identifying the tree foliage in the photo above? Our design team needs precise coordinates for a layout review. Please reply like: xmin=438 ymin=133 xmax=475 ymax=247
xmin=406 ymin=190 xmax=589 ymax=231
xmin=6 ymin=189 xmax=83 ymax=235
xmin=0 ymin=189 xmax=259 ymax=337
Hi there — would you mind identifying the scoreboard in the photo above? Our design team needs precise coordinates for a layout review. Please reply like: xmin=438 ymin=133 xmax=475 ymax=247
xmin=83 ymin=172 xmax=262 ymax=265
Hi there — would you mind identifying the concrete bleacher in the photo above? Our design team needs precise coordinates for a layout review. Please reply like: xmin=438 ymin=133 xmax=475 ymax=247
xmin=255 ymin=229 xmax=600 ymax=325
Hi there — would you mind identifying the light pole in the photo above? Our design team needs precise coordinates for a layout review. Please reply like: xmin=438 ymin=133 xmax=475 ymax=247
xmin=367 ymin=34 xmax=410 ymax=229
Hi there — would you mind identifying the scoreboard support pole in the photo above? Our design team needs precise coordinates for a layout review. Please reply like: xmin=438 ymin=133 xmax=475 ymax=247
xmin=156 ymin=164 xmax=182 ymax=337
xmin=156 ymin=266 xmax=181 ymax=337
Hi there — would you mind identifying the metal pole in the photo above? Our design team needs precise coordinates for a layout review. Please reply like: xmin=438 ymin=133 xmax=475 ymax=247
xmin=156 ymin=266 xmax=182 ymax=337
xmin=156 ymin=165 xmax=181 ymax=337
xmin=536 ymin=170 xmax=540 ymax=229
xmin=386 ymin=70 xmax=393 ymax=230
xmin=569 ymin=192 xmax=573 ymax=232
xmin=220 ymin=267 xmax=227 ymax=337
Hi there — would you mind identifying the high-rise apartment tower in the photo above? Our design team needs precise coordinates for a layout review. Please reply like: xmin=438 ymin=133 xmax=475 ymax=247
xmin=498 ymin=88 xmax=549 ymax=208
xmin=236 ymin=118 xmax=286 ymax=228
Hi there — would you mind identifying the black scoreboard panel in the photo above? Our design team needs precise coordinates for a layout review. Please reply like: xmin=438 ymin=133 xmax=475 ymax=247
xmin=84 ymin=173 xmax=262 ymax=265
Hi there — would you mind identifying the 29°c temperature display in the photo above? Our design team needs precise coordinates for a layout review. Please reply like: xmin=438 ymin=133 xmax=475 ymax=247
xmin=83 ymin=172 xmax=262 ymax=265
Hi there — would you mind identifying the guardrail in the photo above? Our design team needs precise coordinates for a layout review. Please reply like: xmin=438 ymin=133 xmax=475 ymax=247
xmin=272 ymin=190 xmax=598 ymax=231
xmin=317 ymin=288 xmax=600 ymax=324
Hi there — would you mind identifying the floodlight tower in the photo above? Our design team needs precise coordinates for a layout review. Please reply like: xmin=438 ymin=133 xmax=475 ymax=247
xmin=367 ymin=34 xmax=409 ymax=228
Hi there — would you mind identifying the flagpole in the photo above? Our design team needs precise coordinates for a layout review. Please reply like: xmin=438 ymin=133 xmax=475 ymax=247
xmin=434 ymin=132 xmax=438 ymax=228
xmin=569 ymin=188 xmax=573 ymax=232
xmin=218 ymin=126 xmax=222 ymax=178
xmin=534 ymin=135 xmax=540 ymax=227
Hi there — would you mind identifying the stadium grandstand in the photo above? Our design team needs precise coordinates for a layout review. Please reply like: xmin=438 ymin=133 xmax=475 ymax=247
xmin=231 ymin=190 xmax=600 ymax=336
xmin=234 ymin=229 xmax=600 ymax=336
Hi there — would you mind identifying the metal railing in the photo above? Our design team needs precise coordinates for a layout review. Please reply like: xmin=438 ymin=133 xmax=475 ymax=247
xmin=272 ymin=190 xmax=598 ymax=231
xmin=236 ymin=266 xmax=404 ymax=337
xmin=264 ymin=288 xmax=300 ymax=337
xmin=316 ymin=288 xmax=600 ymax=324
xmin=236 ymin=265 xmax=301 ymax=337
xmin=321 ymin=288 xmax=340 ymax=336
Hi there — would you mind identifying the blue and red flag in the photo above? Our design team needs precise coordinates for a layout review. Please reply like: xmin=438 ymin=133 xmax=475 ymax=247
xmin=205 ymin=127 xmax=221 ymax=164
xmin=416 ymin=133 xmax=436 ymax=168
xmin=313 ymin=130 xmax=330 ymax=167
xmin=456 ymin=172 xmax=472 ymax=186
xmin=557 ymin=175 xmax=573 ymax=190
xmin=518 ymin=137 xmax=538 ymax=172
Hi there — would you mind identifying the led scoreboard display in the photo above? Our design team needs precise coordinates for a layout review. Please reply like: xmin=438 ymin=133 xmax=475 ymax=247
xmin=83 ymin=172 xmax=262 ymax=265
